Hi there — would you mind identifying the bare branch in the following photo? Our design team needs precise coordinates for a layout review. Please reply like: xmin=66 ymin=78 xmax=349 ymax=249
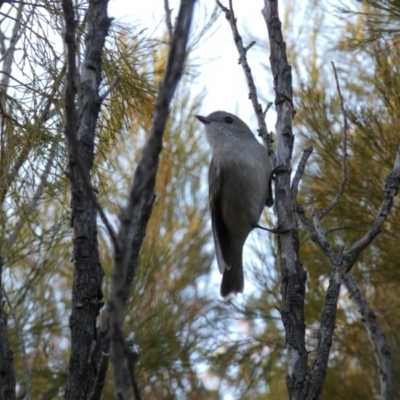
xmin=307 ymin=269 xmax=341 ymax=400
xmin=262 ymin=101 xmax=273 ymax=116
xmin=62 ymin=0 xmax=118 ymax=250
xmin=108 ymin=1 xmax=195 ymax=399
xmin=310 ymin=207 xmax=338 ymax=265
xmin=99 ymin=77 xmax=120 ymax=102
xmin=0 ymin=0 xmax=23 ymax=111
xmin=63 ymin=1 xmax=112 ymax=398
xmin=326 ymin=226 xmax=351 ymax=234
xmin=343 ymin=273 xmax=394 ymax=400
xmin=262 ymin=1 xmax=308 ymax=397
xmin=290 ymin=146 xmax=313 ymax=200
xmin=318 ymin=62 xmax=349 ymax=220
xmin=1 ymin=288 xmax=31 ymax=400
xmin=242 ymin=40 xmax=256 ymax=57
xmin=216 ymin=0 xmax=274 ymax=156
xmin=341 ymin=143 xmax=400 ymax=273
xmin=87 ymin=352 xmax=109 ymax=400
xmin=164 ymin=0 xmax=174 ymax=42
xmin=7 ymin=146 xmax=56 ymax=249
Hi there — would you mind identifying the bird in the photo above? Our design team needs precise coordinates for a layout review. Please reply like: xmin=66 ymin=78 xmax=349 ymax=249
xmin=196 ymin=111 xmax=273 ymax=297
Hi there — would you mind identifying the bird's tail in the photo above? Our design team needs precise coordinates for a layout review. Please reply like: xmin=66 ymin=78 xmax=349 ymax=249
xmin=220 ymin=253 xmax=244 ymax=298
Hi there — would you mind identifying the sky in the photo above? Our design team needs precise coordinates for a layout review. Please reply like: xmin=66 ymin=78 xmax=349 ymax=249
xmin=108 ymin=0 xmax=278 ymax=131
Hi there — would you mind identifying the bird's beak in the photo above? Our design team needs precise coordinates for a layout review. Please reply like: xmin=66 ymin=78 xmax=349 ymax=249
xmin=195 ymin=115 xmax=211 ymax=125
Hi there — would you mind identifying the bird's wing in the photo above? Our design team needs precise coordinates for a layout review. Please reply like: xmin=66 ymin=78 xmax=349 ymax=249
xmin=209 ymin=158 xmax=231 ymax=273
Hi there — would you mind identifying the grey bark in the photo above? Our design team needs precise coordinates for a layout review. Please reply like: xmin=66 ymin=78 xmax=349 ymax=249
xmin=62 ymin=1 xmax=112 ymax=399
xmin=262 ymin=2 xmax=308 ymax=398
xmin=343 ymin=274 xmax=394 ymax=400
xmin=108 ymin=1 xmax=195 ymax=398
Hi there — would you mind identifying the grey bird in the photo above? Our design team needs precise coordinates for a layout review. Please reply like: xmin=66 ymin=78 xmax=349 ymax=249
xmin=196 ymin=111 xmax=273 ymax=297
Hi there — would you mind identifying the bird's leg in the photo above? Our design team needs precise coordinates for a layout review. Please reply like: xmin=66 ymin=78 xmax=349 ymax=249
xmin=253 ymin=223 xmax=290 ymax=234
xmin=271 ymin=164 xmax=291 ymax=179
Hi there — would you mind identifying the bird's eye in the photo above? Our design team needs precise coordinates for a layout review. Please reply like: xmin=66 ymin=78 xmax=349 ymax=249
xmin=224 ymin=116 xmax=233 ymax=124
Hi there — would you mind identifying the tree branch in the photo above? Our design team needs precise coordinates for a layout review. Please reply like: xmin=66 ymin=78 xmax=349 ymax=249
xmin=307 ymin=269 xmax=341 ymax=400
xmin=108 ymin=1 xmax=195 ymax=399
xmin=318 ymin=62 xmax=349 ymax=220
xmin=164 ymin=0 xmax=174 ymax=43
xmin=6 ymin=146 xmax=56 ymax=249
xmin=290 ymin=146 xmax=313 ymax=200
xmin=291 ymin=149 xmax=342 ymax=399
xmin=342 ymin=273 xmax=394 ymax=400
xmin=62 ymin=0 xmax=117 ymax=250
xmin=1 ymin=287 xmax=31 ymax=400
xmin=262 ymin=2 xmax=308 ymax=398
xmin=341 ymin=144 xmax=400 ymax=273
xmin=216 ymin=0 xmax=274 ymax=156
xmin=0 ymin=257 xmax=16 ymax=400
xmin=62 ymin=1 xmax=112 ymax=399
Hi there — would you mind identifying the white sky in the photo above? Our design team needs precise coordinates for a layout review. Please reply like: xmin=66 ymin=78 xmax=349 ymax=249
xmin=108 ymin=0 xmax=278 ymax=131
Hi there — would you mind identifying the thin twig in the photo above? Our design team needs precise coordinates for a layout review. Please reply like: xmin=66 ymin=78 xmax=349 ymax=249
xmin=318 ymin=62 xmax=349 ymax=220
xmin=7 ymin=145 xmax=56 ymax=249
xmin=216 ymin=0 xmax=273 ymax=156
xmin=241 ymin=40 xmax=256 ymax=58
xmin=262 ymin=101 xmax=273 ymax=116
xmin=295 ymin=201 xmax=338 ymax=267
xmin=310 ymin=207 xmax=338 ymax=265
xmin=326 ymin=226 xmax=351 ymax=235
xmin=215 ymin=0 xmax=228 ymax=12
xmin=99 ymin=77 xmax=120 ymax=102
xmin=341 ymin=143 xmax=400 ymax=273
xmin=290 ymin=146 xmax=313 ymax=200
xmin=2 ymin=287 xmax=31 ymax=400
xmin=164 ymin=0 xmax=174 ymax=42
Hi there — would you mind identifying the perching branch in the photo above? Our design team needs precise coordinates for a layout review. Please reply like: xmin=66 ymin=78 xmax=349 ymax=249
xmin=318 ymin=62 xmax=349 ymax=220
xmin=216 ymin=0 xmax=274 ymax=156
xmin=108 ymin=1 xmax=195 ymax=399
xmin=262 ymin=2 xmax=308 ymax=398
xmin=343 ymin=273 xmax=394 ymax=400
